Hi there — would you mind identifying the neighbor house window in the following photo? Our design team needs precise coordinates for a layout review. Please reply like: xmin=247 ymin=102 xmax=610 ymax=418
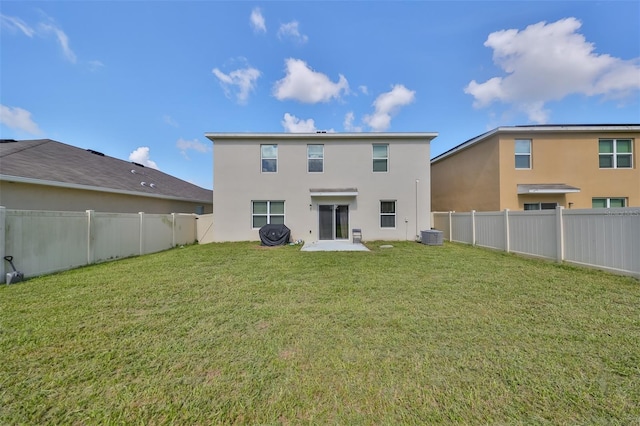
xmin=524 ymin=202 xmax=557 ymax=210
xmin=261 ymin=144 xmax=278 ymax=173
xmin=380 ymin=201 xmax=396 ymax=228
xmin=599 ymin=139 xmax=633 ymax=169
xmin=252 ymin=201 xmax=285 ymax=228
xmin=515 ymin=139 xmax=531 ymax=169
xmin=373 ymin=144 xmax=388 ymax=172
xmin=592 ymin=198 xmax=626 ymax=208
xmin=308 ymin=144 xmax=324 ymax=173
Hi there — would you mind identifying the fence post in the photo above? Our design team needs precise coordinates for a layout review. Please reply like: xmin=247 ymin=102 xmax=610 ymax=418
xmin=448 ymin=211 xmax=453 ymax=242
xmin=86 ymin=210 xmax=95 ymax=265
xmin=556 ymin=206 xmax=565 ymax=263
xmin=471 ymin=210 xmax=476 ymax=246
xmin=172 ymin=213 xmax=177 ymax=247
xmin=0 ymin=206 xmax=5 ymax=278
xmin=139 ymin=212 xmax=145 ymax=255
xmin=504 ymin=209 xmax=510 ymax=253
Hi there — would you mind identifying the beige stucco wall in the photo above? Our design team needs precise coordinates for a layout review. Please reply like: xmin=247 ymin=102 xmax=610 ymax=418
xmin=212 ymin=135 xmax=432 ymax=242
xmin=431 ymin=136 xmax=501 ymax=212
xmin=498 ymin=131 xmax=640 ymax=209
xmin=0 ymin=181 xmax=212 ymax=214
xmin=432 ymin=128 xmax=639 ymax=212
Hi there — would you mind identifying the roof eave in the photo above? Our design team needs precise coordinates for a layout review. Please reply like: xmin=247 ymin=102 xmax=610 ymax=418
xmin=205 ymin=132 xmax=438 ymax=142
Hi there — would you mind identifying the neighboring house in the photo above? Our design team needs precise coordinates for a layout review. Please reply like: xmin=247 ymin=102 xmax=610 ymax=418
xmin=431 ymin=125 xmax=640 ymax=212
xmin=0 ymin=139 xmax=213 ymax=214
xmin=205 ymin=132 xmax=438 ymax=242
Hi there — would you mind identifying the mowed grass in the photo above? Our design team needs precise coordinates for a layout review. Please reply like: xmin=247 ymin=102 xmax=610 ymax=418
xmin=1 ymin=242 xmax=639 ymax=424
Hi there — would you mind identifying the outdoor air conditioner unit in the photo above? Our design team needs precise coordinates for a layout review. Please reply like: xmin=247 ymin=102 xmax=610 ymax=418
xmin=421 ymin=230 xmax=443 ymax=246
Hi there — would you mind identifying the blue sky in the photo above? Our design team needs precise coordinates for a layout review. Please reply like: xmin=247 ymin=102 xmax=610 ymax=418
xmin=1 ymin=1 xmax=639 ymax=190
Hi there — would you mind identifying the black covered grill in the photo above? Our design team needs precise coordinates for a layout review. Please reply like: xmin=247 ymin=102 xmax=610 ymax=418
xmin=259 ymin=224 xmax=291 ymax=246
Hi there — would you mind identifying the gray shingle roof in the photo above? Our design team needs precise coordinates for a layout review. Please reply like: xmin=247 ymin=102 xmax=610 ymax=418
xmin=0 ymin=139 xmax=212 ymax=203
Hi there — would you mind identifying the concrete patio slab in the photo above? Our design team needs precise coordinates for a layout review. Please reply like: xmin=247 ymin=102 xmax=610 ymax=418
xmin=300 ymin=240 xmax=370 ymax=252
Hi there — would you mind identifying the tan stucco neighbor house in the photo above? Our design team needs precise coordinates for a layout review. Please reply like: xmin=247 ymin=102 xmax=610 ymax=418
xmin=431 ymin=125 xmax=639 ymax=212
xmin=0 ymin=139 xmax=213 ymax=214
xmin=205 ymin=132 xmax=438 ymax=242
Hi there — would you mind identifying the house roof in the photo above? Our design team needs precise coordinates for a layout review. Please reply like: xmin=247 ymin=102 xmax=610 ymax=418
xmin=431 ymin=124 xmax=640 ymax=164
xmin=205 ymin=132 xmax=438 ymax=142
xmin=0 ymin=139 xmax=212 ymax=203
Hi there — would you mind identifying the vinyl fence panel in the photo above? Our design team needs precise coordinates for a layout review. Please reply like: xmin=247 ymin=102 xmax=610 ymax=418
xmin=92 ymin=212 xmax=140 ymax=263
xmin=508 ymin=211 xmax=557 ymax=260
xmin=174 ymin=213 xmax=197 ymax=246
xmin=451 ymin=213 xmax=473 ymax=244
xmin=433 ymin=207 xmax=640 ymax=278
xmin=1 ymin=207 xmax=200 ymax=279
xmin=564 ymin=209 xmax=640 ymax=276
xmin=475 ymin=212 xmax=506 ymax=250
xmin=4 ymin=210 xmax=88 ymax=276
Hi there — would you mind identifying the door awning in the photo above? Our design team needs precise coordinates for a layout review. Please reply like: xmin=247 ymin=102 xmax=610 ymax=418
xmin=517 ymin=184 xmax=581 ymax=194
xmin=310 ymin=188 xmax=358 ymax=197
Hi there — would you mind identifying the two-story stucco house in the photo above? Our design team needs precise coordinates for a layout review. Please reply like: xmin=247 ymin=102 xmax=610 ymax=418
xmin=205 ymin=132 xmax=438 ymax=242
xmin=431 ymin=125 xmax=639 ymax=212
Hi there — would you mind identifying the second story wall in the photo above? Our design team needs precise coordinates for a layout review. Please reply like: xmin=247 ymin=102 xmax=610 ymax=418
xmin=211 ymin=134 xmax=433 ymax=242
xmin=431 ymin=136 xmax=501 ymax=212
xmin=498 ymin=129 xmax=640 ymax=209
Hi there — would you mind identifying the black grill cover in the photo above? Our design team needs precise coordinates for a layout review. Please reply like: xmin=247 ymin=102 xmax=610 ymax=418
xmin=259 ymin=224 xmax=291 ymax=246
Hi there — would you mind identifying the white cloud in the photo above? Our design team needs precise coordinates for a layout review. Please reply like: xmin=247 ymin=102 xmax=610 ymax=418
xmin=465 ymin=17 xmax=640 ymax=123
xmin=363 ymin=85 xmax=416 ymax=131
xmin=0 ymin=14 xmax=35 ymax=37
xmin=88 ymin=60 xmax=104 ymax=71
xmin=39 ymin=21 xmax=76 ymax=63
xmin=273 ymin=58 xmax=349 ymax=103
xmin=359 ymin=85 xmax=369 ymax=95
xmin=1 ymin=13 xmax=82 ymax=64
xmin=0 ymin=104 xmax=43 ymax=135
xmin=129 ymin=147 xmax=159 ymax=170
xmin=250 ymin=8 xmax=266 ymax=33
xmin=163 ymin=115 xmax=179 ymax=127
xmin=212 ymin=65 xmax=261 ymax=104
xmin=176 ymin=137 xmax=211 ymax=159
xmin=343 ymin=111 xmax=362 ymax=132
xmin=282 ymin=113 xmax=317 ymax=133
xmin=277 ymin=21 xmax=308 ymax=44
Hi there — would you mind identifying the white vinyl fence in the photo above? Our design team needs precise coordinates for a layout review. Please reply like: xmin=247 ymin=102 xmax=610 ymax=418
xmin=0 ymin=207 xmax=201 ymax=279
xmin=433 ymin=207 xmax=640 ymax=278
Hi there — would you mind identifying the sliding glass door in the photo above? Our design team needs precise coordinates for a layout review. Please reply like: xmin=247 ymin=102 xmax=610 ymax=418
xmin=318 ymin=204 xmax=349 ymax=240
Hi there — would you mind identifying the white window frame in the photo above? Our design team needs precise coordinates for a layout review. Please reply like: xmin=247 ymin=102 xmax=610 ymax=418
xmin=252 ymin=201 xmax=285 ymax=228
xmin=592 ymin=197 xmax=627 ymax=208
xmin=373 ymin=144 xmax=389 ymax=172
xmin=307 ymin=144 xmax=324 ymax=173
xmin=599 ymin=139 xmax=633 ymax=169
xmin=524 ymin=202 xmax=557 ymax=211
xmin=380 ymin=200 xmax=396 ymax=228
xmin=515 ymin=139 xmax=531 ymax=169
xmin=261 ymin=144 xmax=278 ymax=173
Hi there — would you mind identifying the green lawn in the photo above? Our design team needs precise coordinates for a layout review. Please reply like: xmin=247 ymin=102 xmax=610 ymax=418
xmin=1 ymin=241 xmax=639 ymax=424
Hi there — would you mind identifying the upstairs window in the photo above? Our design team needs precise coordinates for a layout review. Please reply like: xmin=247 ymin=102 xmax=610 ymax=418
xmin=515 ymin=139 xmax=531 ymax=169
xmin=599 ymin=139 xmax=632 ymax=169
xmin=261 ymin=144 xmax=278 ymax=173
xmin=308 ymin=144 xmax=324 ymax=173
xmin=373 ymin=144 xmax=388 ymax=172
xmin=592 ymin=198 xmax=626 ymax=208
xmin=380 ymin=201 xmax=396 ymax=228
xmin=252 ymin=201 xmax=285 ymax=228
